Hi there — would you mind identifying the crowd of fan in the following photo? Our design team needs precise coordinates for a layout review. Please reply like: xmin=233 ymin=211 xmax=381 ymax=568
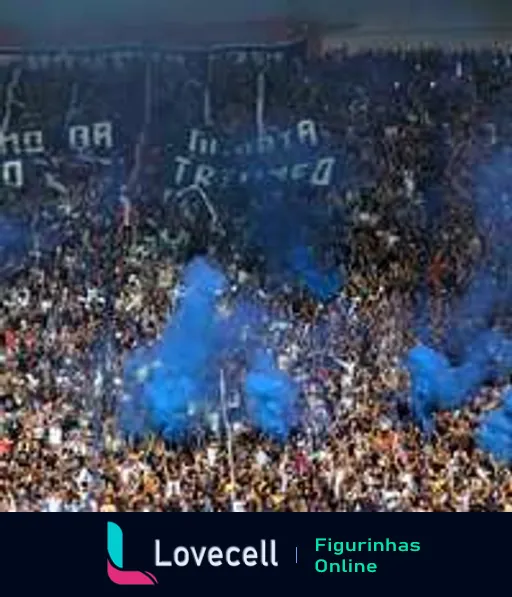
xmin=2 ymin=44 xmax=512 ymax=512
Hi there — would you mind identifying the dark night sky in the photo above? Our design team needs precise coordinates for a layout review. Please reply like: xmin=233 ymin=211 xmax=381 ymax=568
xmin=1 ymin=0 xmax=511 ymax=42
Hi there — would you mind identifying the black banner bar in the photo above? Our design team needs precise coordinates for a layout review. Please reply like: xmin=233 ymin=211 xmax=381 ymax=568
xmin=1 ymin=515 xmax=508 ymax=596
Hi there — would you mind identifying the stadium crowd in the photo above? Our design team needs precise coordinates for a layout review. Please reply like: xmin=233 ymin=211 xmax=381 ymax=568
xmin=1 ymin=44 xmax=512 ymax=512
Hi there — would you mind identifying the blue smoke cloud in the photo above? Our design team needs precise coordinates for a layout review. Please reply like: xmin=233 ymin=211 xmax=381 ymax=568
xmin=120 ymin=257 xmax=299 ymax=440
xmin=406 ymin=149 xmax=512 ymax=431
xmin=406 ymin=332 xmax=512 ymax=434
xmin=245 ymin=349 xmax=299 ymax=439
xmin=122 ymin=258 xmax=228 ymax=438
xmin=244 ymin=189 xmax=344 ymax=301
xmin=0 ymin=216 xmax=31 ymax=276
xmin=197 ymin=121 xmax=345 ymax=302
xmin=287 ymin=246 xmax=343 ymax=302
xmin=477 ymin=389 xmax=512 ymax=464
xmin=0 ymin=216 xmax=27 ymax=250
xmin=0 ymin=207 xmax=68 ymax=278
xmin=121 ymin=130 xmax=344 ymax=440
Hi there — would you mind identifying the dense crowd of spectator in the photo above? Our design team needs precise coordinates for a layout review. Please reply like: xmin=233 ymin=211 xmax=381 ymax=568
xmin=1 ymin=43 xmax=512 ymax=512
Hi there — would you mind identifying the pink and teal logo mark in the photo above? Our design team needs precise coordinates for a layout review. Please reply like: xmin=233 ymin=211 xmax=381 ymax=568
xmin=107 ymin=522 xmax=158 ymax=586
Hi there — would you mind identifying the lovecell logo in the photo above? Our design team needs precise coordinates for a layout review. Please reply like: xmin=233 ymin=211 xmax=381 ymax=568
xmin=107 ymin=522 xmax=158 ymax=586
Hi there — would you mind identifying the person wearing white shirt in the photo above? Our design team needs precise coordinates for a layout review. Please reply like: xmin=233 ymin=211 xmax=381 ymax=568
xmin=232 ymin=500 xmax=245 ymax=512
xmin=76 ymin=467 xmax=93 ymax=488
xmin=207 ymin=446 xmax=217 ymax=467
xmin=166 ymin=480 xmax=180 ymax=498
xmin=44 ymin=495 xmax=62 ymax=512
xmin=256 ymin=449 xmax=269 ymax=467
xmin=48 ymin=424 xmax=62 ymax=447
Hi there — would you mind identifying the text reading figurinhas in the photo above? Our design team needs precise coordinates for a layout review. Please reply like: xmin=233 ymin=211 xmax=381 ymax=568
xmin=315 ymin=538 xmax=421 ymax=573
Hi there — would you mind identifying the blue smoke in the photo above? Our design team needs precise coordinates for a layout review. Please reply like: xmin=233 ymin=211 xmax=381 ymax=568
xmin=406 ymin=332 xmax=512 ymax=433
xmin=477 ymin=389 xmax=512 ymax=464
xmin=441 ymin=154 xmax=512 ymax=359
xmin=0 ymin=216 xmax=27 ymax=250
xmin=0 ymin=207 xmax=69 ymax=278
xmin=0 ymin=216 xmax=31 ymax=275
xmin=287 ymin=245 xmax=343 ymax=302
xmin=122 ymin=258 xmax=227 ymax=438
xmin=406 ymin=149 xmax=512 ymax=431
xmin=245 ymin=349 xmax=298 ymax=440
xmin=245 ymin=189 xmax=344 ymax=301
xmin=120 ymin=257 xmax=299 ymax=440
xmin=205 ymin=122 xmax=345 ymax=301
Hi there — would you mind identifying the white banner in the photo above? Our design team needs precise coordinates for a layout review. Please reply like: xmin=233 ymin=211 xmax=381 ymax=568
xmin=170 ymin=119 xmax=337 ymax=189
